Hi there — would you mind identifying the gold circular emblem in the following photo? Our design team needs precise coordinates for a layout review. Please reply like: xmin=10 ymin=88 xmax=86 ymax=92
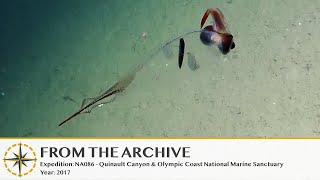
xmin=3 ymin=143 xmax=37 ymax=177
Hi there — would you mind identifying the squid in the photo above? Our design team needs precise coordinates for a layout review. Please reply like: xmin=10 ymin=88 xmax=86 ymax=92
xmin=199 ymin=8 xmax=235 ymax=55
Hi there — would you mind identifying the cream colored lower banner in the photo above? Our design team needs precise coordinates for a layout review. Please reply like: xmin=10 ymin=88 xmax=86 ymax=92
xmin=0 ymin=139 xmax=317 ymax=180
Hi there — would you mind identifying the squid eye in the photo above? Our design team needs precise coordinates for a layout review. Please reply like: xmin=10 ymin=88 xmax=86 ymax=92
xmin=217 ymin=33 xmax=234 ymax=55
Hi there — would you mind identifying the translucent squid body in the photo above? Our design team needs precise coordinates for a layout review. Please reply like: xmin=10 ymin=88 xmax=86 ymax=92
xmin=200 ymin=8 xmax=235 ymax=55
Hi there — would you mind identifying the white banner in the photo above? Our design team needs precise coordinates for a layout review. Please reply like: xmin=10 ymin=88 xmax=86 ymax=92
xmin=0 ymin=139 xmax=318 ymax=180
